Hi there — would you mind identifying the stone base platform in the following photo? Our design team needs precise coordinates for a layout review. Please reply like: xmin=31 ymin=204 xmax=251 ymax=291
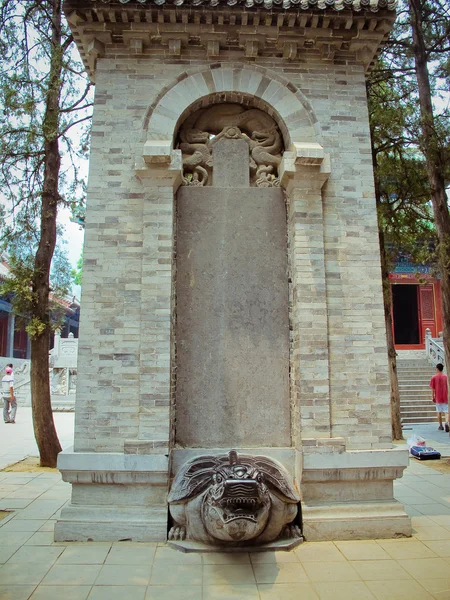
xmin=55 ymin=446 xmax=411 ymax=543
xmin=168 ymin=538 xmax=303 ymax=553
xmin=301 ymin=446 xmax=412 ymax=541
xmin=302 ymin=501 xmax=411 ymax=541
xmin=55 ymin=450 xmax=169 ymax=542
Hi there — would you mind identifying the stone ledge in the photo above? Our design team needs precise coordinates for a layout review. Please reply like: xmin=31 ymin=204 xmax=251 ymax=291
xmin=55 ymin=505 xmax=168 ymax=542
xmin=58 ymin=449 xmax=169 ymax=484
xmin=302 ymin=501 xmax=411 ymax=541
xmin=303 ymin=447 xmax=409 ymax=471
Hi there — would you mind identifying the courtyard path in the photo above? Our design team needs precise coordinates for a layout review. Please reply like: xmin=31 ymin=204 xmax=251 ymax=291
xmin=2 ymin=415 xmax=450 ymax=598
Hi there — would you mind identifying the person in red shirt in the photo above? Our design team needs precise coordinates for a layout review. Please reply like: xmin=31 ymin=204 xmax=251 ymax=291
xmin=430 ymin=363 xmax=449 ymax=431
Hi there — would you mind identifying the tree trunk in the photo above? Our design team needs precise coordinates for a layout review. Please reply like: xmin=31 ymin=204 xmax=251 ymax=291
xmin=31 ymin=0 xmax=63 ymax=467
xmin=380 ymin=230 xmax=403 ymax=440
xmin=370 ymin=126 xmax=403 ymax=440
xmin=409 ymin=0 xmax=450 ymax=375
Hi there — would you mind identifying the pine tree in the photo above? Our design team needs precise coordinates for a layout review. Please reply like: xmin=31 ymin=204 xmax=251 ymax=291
xmin=0 ymin=0 xmax=92 ymax=467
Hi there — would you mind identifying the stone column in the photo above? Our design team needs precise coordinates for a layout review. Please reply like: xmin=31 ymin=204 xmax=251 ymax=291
xmin=6 ymin=312 xmax=14 ymax=357
xmin=55 ymin=151 xmax=182 ymax=543
xmin=281 ymin=152 xmax=331 ymax=449
xmin=124 ymin=151 xmax=182 ymax=456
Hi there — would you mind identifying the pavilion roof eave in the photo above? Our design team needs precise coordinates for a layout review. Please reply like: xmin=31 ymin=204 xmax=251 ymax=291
xmin=65 ymin=0 xmax=396 ymax=80
xmin=84 ymin=0 xmax=397 ymax=10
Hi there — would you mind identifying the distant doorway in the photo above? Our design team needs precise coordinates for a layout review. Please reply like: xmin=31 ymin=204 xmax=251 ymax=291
xmin=392 ymin=284 xmax=420 ymax=345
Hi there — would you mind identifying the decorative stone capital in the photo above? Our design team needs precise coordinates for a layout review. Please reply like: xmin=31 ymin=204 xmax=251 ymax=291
xmin=136 ymin=147 xmax=183 ymax=189
xmin=279 ymin=145 xmax=331 ymax=192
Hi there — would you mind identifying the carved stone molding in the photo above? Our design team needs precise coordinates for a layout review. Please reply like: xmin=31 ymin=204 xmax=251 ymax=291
xmin=64 ymin=2 xmax=396 ymax=80
xmin=176 ymin=103 xmax=284 ymax=186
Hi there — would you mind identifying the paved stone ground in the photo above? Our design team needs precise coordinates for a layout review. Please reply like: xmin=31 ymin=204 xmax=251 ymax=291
xmin=0 ymin=408 xmax=74 ymax=470
xmin=3 ymin=412 xmax=450 ymax=598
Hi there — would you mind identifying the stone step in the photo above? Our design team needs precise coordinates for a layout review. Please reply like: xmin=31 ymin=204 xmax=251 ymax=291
xmin=401 ymin=410 xmax=436 ymax=418
xmin=400 ymin=402 xmax=435 ymax=408
xmin=401 ymin=417 xmax=436 ymax=424
xmin=399 ymin=384 xmax=431 ymax=388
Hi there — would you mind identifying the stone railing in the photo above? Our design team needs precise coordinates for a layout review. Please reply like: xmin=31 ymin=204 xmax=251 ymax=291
xmin=425 ymin=328 xmax=445 ymax=368
xmin=0 ymin=330 xmax=78 ymax=409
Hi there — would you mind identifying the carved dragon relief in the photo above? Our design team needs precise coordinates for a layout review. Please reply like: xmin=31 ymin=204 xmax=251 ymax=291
xmin=168 ymin=450 xmax=301 ymax=546
xmin=177 ymin=104 xmax=283 ymax=187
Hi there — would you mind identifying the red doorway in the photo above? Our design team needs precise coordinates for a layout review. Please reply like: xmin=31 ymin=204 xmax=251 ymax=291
xmin=391 ymin=280 xmax=440 ymax=349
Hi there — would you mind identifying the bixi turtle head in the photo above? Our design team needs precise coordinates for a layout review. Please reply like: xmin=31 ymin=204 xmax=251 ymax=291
xmin=168 ymin=449 xmax=300 ymax=544
xmin=201 ymin=451 xmax=271 ymax=541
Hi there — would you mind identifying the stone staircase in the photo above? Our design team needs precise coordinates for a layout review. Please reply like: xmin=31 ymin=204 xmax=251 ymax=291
xmin=397 ymin=358 xmax=436 ymax=425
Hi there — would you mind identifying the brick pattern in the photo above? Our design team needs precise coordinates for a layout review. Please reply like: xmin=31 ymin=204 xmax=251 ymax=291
xmin=75 ymin=55 xmax=391 ymax=453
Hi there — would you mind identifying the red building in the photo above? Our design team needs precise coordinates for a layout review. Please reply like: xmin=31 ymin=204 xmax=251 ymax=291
xmin=390 ymin=261 xmax=442 ymax=350
xmin=0 ymin=258 xmax=79 ymax=359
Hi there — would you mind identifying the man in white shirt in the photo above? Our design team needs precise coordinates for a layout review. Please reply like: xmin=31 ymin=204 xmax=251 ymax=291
xmin=2 ymin=366 xmax=16 ymax=424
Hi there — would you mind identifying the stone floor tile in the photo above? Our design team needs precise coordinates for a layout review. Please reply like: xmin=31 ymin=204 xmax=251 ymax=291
xmin=377 ymin=539 xmax=438 ymax=559
xmin=417 ymin=578 xmax=450 ymax=600
xmin=29 ymin=585 xmax=91 ymax=600
xmin=294 ymin=541 xmax=345 ymax=562
xmin=105 ymin=545 xmax=156 ymax=565
xmin=24 ymin=531 xmax=56 ymax=546
xmin=145 ymin=585 xmax=202 ymax=600
xmin=0 ymin=585 xmax=36 ymax=600
xmin=150 ymin=563 xmax=202 ymax=586
xmin=413 ymin=526 xmax=450 ymax=540
xmin=40 ymin=564 xmax=102 ymax=586
xmin=252 ymin=563 xmax=308 ymax=584
xmin=0 ymin=545 xmax=22 ymax=564
xmin=38 ymin=520 xmax=56 ymax=532
xmin=411 ymin=515 xmax=438 ymax=528
xmin=2 ymin=476 xmax=38 ymax=484
xmin=0 ymin=498 xmax=34 ymax=509
xmin=395 ymin=494 xmax=437 ymax=505
xmin=0 ymin=485 xmax=21 ymax=494
xmin=203 ymin=584 xmax=260 ymax=599
xmin=203 ymin=552 xmax=251 ymax=565
xmin=88 ymin=585 xmax=147 ymax=600
xmin=397 ymin=556 xmax=449 ymax=579
xmin=57 ymin=546 xmax=110 ymax=565
xmin=18 ymin=500 xmax=67 ymax=521
xmin=411 ymin=503 xmax=450 ymax=516
xmin=313 ymin=581 xmax=376 ymax=600
xmin=112 ymin=541 xmax=158 ymax=546
xmin=153 ymin=546 xmax=202 ymax=564
xmin=403 ymin=505 xmax=422 ymax=517
xmin=366 ymin=579 xmax=435 ymax=600
xmin=349 ymin=559 xmax=412 ymax=581
xmin=249 ymin=551 xmax=298 ymax=565
xmin=203 ymin=564 xmax=256 ymax=585
xmin=422 ymin=539 xmax=450 ymax=556
xmin=7 ymin=545 xmax=64 ymax=564
xmin=258 ymin=582 xmax=319 ymax=599
xmin=0 ymin=562 xmax=51 ymax=585
xmin=302 ymin=561 xmax=361 ymax=582
xmin=95 ymin=565 xmax=150 ymax=586
xmin=429 ymin=515 xmax=450 ymax=528
xmin=335 ymin=541 xmax=391 ymax=561
xmin=0 ymin=532 xmax=34 ymax=547
xmin=0 ymin=519 xmax=46 ymax=532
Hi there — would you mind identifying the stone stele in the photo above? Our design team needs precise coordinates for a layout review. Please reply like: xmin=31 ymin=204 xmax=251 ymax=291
xmin=55 ymin=0 xmax=411 ymax=545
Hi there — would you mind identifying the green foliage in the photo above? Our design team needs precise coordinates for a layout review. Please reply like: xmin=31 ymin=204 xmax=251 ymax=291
xmin=0 ymin=0 xmax=92 ymax=329
xmin=71 ymin=251 xmax=83 ymax=286
xmin=368 ymin=0 xmax=450 ymax=273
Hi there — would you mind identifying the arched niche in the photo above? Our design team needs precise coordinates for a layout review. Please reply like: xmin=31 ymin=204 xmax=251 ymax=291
xmin=135 ymin=65 xmax=333 ymax=452
xmin=137 ymin=64 xmax=329 ymax=185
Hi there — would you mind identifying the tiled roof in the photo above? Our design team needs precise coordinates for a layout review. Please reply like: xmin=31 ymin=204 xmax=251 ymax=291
xmin=93 ymin=0 xmax=396 ymax=11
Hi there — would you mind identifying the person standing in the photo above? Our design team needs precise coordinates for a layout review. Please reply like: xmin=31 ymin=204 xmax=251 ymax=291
xmin=2 ymin=366 xmax=16 ymax=424
xmin=430 ymin=363 xmax=449 ymax=431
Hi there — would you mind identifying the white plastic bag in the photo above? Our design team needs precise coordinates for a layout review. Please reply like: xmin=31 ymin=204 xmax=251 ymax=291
xmin=407 ymin=434 xmax=426 ymax=450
